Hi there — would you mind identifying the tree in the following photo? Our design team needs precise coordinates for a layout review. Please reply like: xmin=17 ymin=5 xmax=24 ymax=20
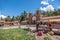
xmin=20 ymin=11 xmax=28 ymax=21
xmin=20 ymin=13 xmax=25 ymax=21
xmin=5 ymin=16 xmax=11 ymax=22
xmin=11 ymin=16 xmax=15 ymax=22
xmin=23 ymin=11 xmax=28 ymax=20
xmin=15 ymin=16 xmax=20 ymax=21
xmin=57 ymin=9 xmax=60 ymax=15
xmin=42 ymin=9 xmax=60 ymax=16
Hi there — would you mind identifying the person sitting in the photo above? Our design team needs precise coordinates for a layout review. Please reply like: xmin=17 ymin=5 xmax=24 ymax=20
xmin=47 ymin=22 xmax=52 ymax=31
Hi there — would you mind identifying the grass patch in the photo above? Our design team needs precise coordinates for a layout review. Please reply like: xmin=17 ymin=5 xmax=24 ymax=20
xmin=28 ymin=24 xmax=47 ymax=27
xmin=0 ymin=28 xmax=35 ymax=40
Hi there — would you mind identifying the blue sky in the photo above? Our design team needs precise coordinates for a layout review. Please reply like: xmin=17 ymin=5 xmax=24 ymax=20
xmin=0 ymin=0 xmax=60 ymax=17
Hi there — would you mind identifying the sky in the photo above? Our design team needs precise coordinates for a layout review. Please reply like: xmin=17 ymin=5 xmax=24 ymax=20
xmin=0 ymin=0 xmax=60 ymax=18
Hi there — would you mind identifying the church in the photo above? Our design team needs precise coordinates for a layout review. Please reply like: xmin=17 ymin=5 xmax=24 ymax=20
xmin=28 ymin=9 xmax=44 ymax=24
xmin=21 ymin=9 xmax=60 ymax=25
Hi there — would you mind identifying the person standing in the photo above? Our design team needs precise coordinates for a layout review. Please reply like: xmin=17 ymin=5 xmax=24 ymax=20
xmin=36 ymin=21 xmax=39 ymax=32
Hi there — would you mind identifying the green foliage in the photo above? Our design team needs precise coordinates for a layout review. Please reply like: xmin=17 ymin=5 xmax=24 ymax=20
xmin=42 ymin=9 xmax=60 ymax=16
xmin=5 ymin=16 xmax=12 ymax=22
xmin=5 ymin=16 xmax=21 ymax=22
xmin=4 ymin=11 xmax=28 ymax=22
xmin=11 ymin=16 xmax=15 ymax=22
xmin=0 ymin=28 xmax=35 ymax=40
xmin=44 ymin=33 xmax=52 ymax=40
xmin=44 ymin=37 xmax=52 ymax=40
xmin=15 ymin=16 xmax=20 ymax=21
xmin=20 ymin=11 xmax=28 ymax=21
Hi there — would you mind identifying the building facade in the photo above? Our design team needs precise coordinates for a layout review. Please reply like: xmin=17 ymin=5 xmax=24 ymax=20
xmin=0 ymin=21 xmax=19 ymax=26
xmin=28 ymin=9 xmax=43 ymax=24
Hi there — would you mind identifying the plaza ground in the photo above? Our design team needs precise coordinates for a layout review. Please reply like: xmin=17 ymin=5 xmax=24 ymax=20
xmin=0 ymin=25 xmax=60 ymax=40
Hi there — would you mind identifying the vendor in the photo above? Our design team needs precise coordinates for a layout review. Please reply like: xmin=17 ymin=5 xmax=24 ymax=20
xmin=36 ymin=21 xmax=39 ymax=32
xmin=47 ymin=22 xmax=52 ymax=31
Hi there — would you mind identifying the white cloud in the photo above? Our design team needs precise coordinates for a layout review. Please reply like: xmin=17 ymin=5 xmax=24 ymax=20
xmin=41 ymin=0 xmax=54 ymax=5
xmin=0 ymin=15 xmax=7 ymax=19
xmin=41 ymin=0 xmax=49 ymax=5
xmin=40 ymin=5 xmax=54 ymax=12
xmin=58 ymin=6 xmax=60 ymax=9
xmin=0 ymin=11 xmax=7 ymax=19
